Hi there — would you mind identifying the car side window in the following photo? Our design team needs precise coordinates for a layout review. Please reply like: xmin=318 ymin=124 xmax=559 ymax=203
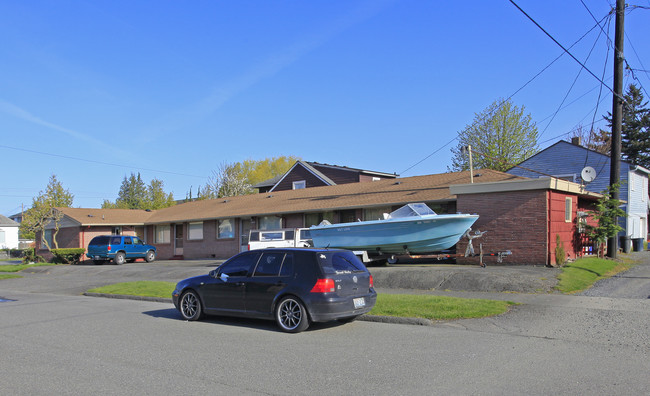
xmin=111 ymin=236 xmax=122 ymax=245
xmin=124 ymin=237 xmax=132 ymax=245
xmin=219 ymin=253 xmax=259 ymax=277
xmin=132 ymin=237 xmax=143 ymax=245
xmin=254 ymin=252 xmax=285 ymax=277
xmin=279 ymin=253 xmax=294 ymax=277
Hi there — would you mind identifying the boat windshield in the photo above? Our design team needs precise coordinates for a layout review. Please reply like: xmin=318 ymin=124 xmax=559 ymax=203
xmin=388 ymin=203 xmax=436 ymax=218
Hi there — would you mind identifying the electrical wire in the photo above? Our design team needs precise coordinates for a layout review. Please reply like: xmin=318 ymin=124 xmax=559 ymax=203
xmin=400 ymin=12 xmax=611 ymax=175
xmin=0 ymin=144 xmax=208 ymax=179
xmin=508 ymin=0 xmax=621 ymax=101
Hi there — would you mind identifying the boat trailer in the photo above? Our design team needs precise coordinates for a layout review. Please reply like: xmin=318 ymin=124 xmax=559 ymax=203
xmin=360 ymin=230 xmax=512 ymax=267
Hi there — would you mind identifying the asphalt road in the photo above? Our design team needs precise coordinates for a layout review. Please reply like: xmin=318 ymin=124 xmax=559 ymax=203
xmin=1 ymin=254 xmax=649 ymax=395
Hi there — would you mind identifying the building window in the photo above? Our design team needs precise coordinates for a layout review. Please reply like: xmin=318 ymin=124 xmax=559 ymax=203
xmin=188 ymin=222 xmax=204 ymax=240
xmin=372 ymin=177 xmax=381 ymax=181
xmin=43 ymin=229 xmax=53 ymax=249
xmin=111 ymin=226 xmax=122 ymax=235
xmin=292 ymin=180 xmax=306 ymax=190
xmin=217 ymin=219 xmax=235 ymax=239
xmin=565 ymin=197 xmax=572 ymax=222
xmin=259 ymin=216 xmax=282 ymax=230
xmin=155 ymin=225 xmax=171 ymax=243
xmin=363 ymin=207 xmax=392 ymax=221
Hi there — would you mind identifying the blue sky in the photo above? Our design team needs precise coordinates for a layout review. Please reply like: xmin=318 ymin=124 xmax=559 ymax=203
xmin=2 ymin=0 xmax=649 ymax=216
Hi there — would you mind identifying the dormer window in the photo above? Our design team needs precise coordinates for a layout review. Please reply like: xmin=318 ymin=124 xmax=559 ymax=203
xmin=293 ymin=180 xmax=306 ymax=190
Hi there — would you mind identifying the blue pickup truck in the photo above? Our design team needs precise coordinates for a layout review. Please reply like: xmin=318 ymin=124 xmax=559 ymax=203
xmin=87 ymin=235 xmax=156 ymax=265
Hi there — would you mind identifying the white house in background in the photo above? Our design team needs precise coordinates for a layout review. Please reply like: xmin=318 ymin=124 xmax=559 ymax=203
xmin=0 ymin=214 xmax=20 ymax=249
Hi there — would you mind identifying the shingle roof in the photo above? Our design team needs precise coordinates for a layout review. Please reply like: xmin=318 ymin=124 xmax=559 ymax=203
xmin=0 ymin=214 xmax=19 ymax=227
xmin=56 ymin=208 xmax=153 ymax=226
xmin=145 ymin=169 xmax=525 ymax=224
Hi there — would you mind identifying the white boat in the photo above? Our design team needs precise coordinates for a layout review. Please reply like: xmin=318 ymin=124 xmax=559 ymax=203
xmin=309 ymin=203 xmax=478 ymax=254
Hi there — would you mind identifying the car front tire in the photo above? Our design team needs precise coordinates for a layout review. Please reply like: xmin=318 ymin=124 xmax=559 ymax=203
xmin=145 ymin=250 xmax=156 ymax=263
xmin=114 ymin=252 xmax=126 ymax=265
xmin=276 ymin=296 xmax=309 ymax=333
xmin=179 ymin=290 xmax=203 ymax=321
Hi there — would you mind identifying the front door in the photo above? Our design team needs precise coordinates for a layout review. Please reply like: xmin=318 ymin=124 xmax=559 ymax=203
xmin=240 ymin=217 xmax=254 ymax=252
xmin=174 ymin=224 xmax=184 ymax=256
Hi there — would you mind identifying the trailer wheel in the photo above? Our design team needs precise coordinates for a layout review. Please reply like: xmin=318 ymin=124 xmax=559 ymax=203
xmin=387 ymin=255 xmax=399 ymax=264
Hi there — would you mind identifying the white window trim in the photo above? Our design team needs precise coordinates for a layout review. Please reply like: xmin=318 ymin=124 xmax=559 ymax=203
xmin=565 ymin=197 xmax=572 ymax=222
xmin=292 ymin=180 xmax=306 ymax=190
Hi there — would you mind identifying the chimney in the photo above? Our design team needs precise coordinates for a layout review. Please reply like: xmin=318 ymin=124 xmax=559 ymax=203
xmin=571 ymin=137 xmax=582 ymax=146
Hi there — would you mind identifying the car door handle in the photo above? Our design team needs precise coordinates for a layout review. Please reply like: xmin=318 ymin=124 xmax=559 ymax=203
xmin=235 ymin=282 xmax=245 ymax=286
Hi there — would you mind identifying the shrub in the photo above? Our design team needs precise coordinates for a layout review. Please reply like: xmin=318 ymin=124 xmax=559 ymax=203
xmin=51 ymin=248 xmax=86 ymax=265
xmin=554 ymin=234 xmax=566 ymax=267
xmin=22 ymin=248 xmax=45 ymax=264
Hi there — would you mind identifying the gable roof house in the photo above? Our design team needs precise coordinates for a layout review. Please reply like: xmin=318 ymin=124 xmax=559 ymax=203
xmin=0 ymin=214 xmax=20 ymax=250
xmin=253 ymin=161 xmax=397 ymax=193
xmin=35 ymin=168 xmax=603 ymax=266
xmin=506 ymin=139 xmax=650 ymax=247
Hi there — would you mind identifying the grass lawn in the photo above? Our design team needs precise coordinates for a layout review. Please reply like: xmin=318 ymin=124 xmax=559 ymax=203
xmin=370 ymin=293 xmax=514 ymax=320
xmin=87 ymin=281 xmax=514 ymax=320
xmin=0 ymin=273 xmax=22 ymax=279
xmin=0 ymin=262 xmax=55 ymax=273
xmin=556 ymin=256 xmax=633 ymax=293
xmin=88 ymin=281 xmax=176 ymax=298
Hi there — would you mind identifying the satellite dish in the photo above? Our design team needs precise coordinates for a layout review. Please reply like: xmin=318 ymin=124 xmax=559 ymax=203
xmin=581 ymin=166 xmax=597 ymax=183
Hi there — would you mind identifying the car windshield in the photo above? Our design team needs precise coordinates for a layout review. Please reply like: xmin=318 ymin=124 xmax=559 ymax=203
xmin=317 ymin=251 xmax=366 ymax=274
xmin=89 ymin=236 xmax=110 ymax=246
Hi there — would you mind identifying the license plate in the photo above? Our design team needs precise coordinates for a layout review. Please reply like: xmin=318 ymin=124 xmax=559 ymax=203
xmin=353 ymin=297 xmax=365 ymax=309
xmin=94 ymin=256 xmax=100 ymax=260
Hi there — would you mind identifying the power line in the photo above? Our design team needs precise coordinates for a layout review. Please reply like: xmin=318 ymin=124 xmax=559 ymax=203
xmin=400 ymin=12 xmax=610 ymax=175
xmin=0 ymin=144 xmax=208 ymax=179
xmin=538 ymin=14 xmax=609 ymax=140
xmin=508 ymin=0 xmax=621 ymax=100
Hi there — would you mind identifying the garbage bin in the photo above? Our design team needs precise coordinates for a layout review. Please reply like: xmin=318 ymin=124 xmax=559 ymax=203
xmin=632 ymin=238 xmax=644 ymax=251
xmin=620 ymin=236 xmax=632 ymax=253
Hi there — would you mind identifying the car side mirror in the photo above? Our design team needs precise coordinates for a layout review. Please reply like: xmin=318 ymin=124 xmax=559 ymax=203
xmin=209 ymin=270 xmax=218 ymax=278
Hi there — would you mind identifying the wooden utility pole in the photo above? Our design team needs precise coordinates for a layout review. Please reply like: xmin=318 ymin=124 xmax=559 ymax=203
xmin=608 ymin=0 xmax=625 ymax=259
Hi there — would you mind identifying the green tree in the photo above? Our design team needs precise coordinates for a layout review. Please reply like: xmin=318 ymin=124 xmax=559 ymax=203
xmin=195 ymin=156 xmax=300 ymax=200
xmin=103 ymin=173 xmax=175 ymax=210
xmin=450 ymin=99 xmax=539 ymax=172
xmin=21 ymin=175 xmax=74 ymax=249
xmin=585 ymin=183 xmax=626 ymax=258
xmin=603 ymin=84 xmax=650 ymax=168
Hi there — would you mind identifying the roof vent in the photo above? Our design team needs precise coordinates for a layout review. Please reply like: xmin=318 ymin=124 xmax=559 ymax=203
xmin=267 ymin=195 xmax=274 ymax=198
xmin=393 ymin=181 xmax=402 ymax=185
xmin=222 ymin=199 xmax=230 ymax=203
xmin=87 ymin=214 xmax=94 ymax=217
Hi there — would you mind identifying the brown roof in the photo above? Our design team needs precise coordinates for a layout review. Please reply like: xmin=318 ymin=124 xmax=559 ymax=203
xmin=54 ymin=170 xmax=525 ymax=226
xmin=56 ymin=207 xmax=153 ymax=226
xmin=145 ymin=169 xmax=525 ymax=224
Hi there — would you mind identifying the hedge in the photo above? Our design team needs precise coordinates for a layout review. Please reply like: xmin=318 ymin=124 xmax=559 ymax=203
xmin=51 ymin=248 xmax=86 ymax=265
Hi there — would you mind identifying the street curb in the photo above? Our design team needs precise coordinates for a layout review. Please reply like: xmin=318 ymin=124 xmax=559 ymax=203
xmin=358 ymin=314 xmax=433 ymax=326
xmin=83 ymin=292 xmax=172 ymax=304
xmin=82 ymin=292 xmax=416 ymax=325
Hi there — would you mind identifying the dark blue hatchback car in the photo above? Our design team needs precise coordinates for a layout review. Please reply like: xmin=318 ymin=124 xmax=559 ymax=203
xmin=172 ymin=248 xmax=377 ymax=333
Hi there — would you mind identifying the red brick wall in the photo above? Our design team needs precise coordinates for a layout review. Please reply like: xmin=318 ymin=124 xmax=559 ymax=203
xmin=456 ymin=190 xmax=548 ymax=266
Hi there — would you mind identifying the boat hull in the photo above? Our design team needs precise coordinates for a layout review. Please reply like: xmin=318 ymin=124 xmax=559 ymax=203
xmin=309 ymin=214 xmax=479 ymax=254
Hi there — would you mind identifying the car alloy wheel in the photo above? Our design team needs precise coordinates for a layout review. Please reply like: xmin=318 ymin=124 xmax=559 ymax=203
xmin=276 ymin=296 xmax=309 ymax=333
xmin=114 ymin=252 xmax=126 ymax=265
xmin=180 ymin=291 xmax=202 ymax=321
xmin=145 ymin=250 xmax=155 ymax=263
